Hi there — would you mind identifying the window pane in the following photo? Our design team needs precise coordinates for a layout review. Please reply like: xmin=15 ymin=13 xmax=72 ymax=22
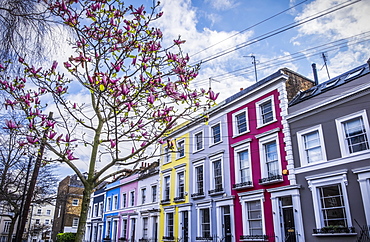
xmin=247 ymin=201 xmax=263 ymax=236
xmin=178 ymin=140 xmax=185 ymax=157
xmin=319 ymin=184 xmax=347 ymax=227
xmin=265 ymin=141 xmax=278 ymax=176
xmin=238 ymin=150 xmax=250 ymax=182
xmin=213 ymin=160 xmax=222 ymax=190
xmin=195 ymin=132 xmax=203 ymax=150
xmin=212 ymin=124 xmax=221 ymax=143
xmin=201 ymin=208 xmax=211 ymax=237
xmin=236 ymin=112 xmax=247 ymax=134
xmin=304 ymin=130 xmax=323 ymax=163
xmin=343 ymin=117 xmax=369 ymax=153
xmin=261 ymin=100 xmax=273 ymax=124
xmin=196 ymin=166 xmax=204 ymax=194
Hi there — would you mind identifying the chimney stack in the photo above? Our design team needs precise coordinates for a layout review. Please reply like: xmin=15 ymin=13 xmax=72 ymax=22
xmin=312 ymin=63 xmax=319 ymax=85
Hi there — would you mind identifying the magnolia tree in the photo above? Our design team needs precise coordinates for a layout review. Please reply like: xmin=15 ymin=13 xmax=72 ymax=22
xmin=0 ymin=0 xmax=218 ymax=240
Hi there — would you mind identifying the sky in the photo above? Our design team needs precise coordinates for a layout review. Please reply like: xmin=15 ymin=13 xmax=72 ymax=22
xmin=46 ymin=0 xmax=370 ymax=178
xmin=128 ymin=0 xmax=370 ymax=102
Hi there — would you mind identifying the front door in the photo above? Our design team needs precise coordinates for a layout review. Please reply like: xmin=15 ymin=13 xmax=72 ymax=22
xmin=280 ymin=196 xmax=296 ymax=242
xmin=182 ymin=211 xmax=189 ymax=242
xmin=222 ymin=206 xmax=232 ymax=242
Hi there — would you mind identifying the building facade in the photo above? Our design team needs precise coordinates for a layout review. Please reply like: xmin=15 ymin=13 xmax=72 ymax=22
xmin=287 ymin=60 xmax=370 ymax=241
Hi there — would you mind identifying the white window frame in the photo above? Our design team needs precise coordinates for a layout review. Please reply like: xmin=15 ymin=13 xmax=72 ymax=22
xmin=164 ymin=209 xmax=175 ymax=238
xmin=239 ymin=190 xmax=266 ymax=237
xmin=297 ymin=124 xmax=327 ymax=166
xmin=210 ymin=122 xmax=222 ymax=146
xmin=352 ymin=166 xmax=370 ymax=226
xmin=210 ymin=154 xmax=224 ymax=193
xmin=37 ymin=208 xmax=42 ymax=215
xmin=192 ymin=160 xmax=205 ymax=196
xmin=93 ymin=204 xmax=98 ymax=217
xmin=194 ymin=130 xmax=204 ymax=152
xmin=176 ymin=169 xmax=185 ymax=200
xmin=121 ymin=193 xmax=127 ymax=208
xmin=72 ymin=217 xmax=79 ymax=227
xmin=72 ymin=199 xmax=79 ymax=206
xmin=142 ymin=217 xmax=149 ymax=239
xmin=232 ymin=108 xmax=249 ymax=137
xmin=151 ymin=185 xmax=157 ymax=203
xmin=99 ymin=202 xmax=103 ymax=216
xmin=258 ymin=133 xmax=282 ymax=181
xmin=196 ymin=202 xmax=212 ymax=238
xmin=162 ymin=174 xmax=171 ymax=201
xmin=113 ymin=195 xmax=118 ymax=210
xmin=130 ymin=190 xmax=135 ymax=207
xmin=141 ymin=187 xmax=146 ymax=204
xmin=306 ymin=170 xmax=352 ymax=229
xmin=121 ymin=218 xmax=128 ymax=239
xmin=46 ymin=209 xmax=51 ymax=215
xmin=163 ymin=146 xmax=171 ymax=164
xmin=106 ymin=197 xmax=112 ymax=211
xmin=256 ymin=95 xmax=276 ymax=128
xmin=335 ymin=110 xmax=370 ymax=157
xmin=233 ymin=141 xmax=253 ymax=188
xmin=176 ymin=139 xmax=185 ymax=159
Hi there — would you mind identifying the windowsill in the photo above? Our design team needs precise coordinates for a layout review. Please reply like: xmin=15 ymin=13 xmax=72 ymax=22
xmin=193 ymin=148 xmax=204 ymax=154
xmin=173 ymin=197 xmax=185 ymax=203
xmin=176 ymin=156 xmax=186 ymax=161
xmin=232 ymin=130 xmax=250 ymax=139
xmin=160 ymin=200 xmax=171 ymax=205
xmin=259 ymin=175 xmax=283 ymax=185
xmin=209 ymin=141 xmax=222 ymax=148
xmin=312 ymin=233 xmax=357 ymax=237
xmin=208 ymin=189 xmax=224 ymax=196
xmin=342 ymin=148 xmax=370 ymax=158
xmin=256 ymin=119 xmax=277 ymax=129
xmin=233 ymin=182 xmax=253 ymax=190
xmin=191 ymin=193 xmax=205 ymax=199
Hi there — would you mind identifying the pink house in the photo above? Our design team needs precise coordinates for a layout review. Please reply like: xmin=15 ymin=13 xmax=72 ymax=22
xmin=226 ymin=69 xmax=313 ymax=242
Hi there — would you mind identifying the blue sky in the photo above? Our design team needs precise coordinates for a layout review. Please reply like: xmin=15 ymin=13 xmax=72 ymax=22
xmin=128 ymin=0 xmax=370 ymax=102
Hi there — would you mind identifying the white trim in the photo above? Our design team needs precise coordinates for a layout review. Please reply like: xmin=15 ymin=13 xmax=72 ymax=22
xmin=305 ymin=171 xmax=352 ymax=229
xmin=176 ymin=138 xmax=186 ymax=159
xmin=352 ymin=166 xmax=370 ymax=226
xmin=194 ymin=130 xmax=204 ymax=153
xmin=258 ymin=133 xmax=282 ymax=181
xmin=195 ymin=202 xmax=212 ymax=238
xmin=233 ymin=142 xmax=253 ymax=187
xmin=210 ymin=154 xmax=224 ymax=192
xmin=256 ymin=95 xmax=277 ymax=128
xmin=232 ymin=108 xmax=249 ymax=137
xmin=335 ymin=110 xmax=370 ymax=157
xmin=192 ymin=160 xmax=205 ymax=197
xmin=296 ymin=124 xmax=327 ymax=166
xmin=209 ymin=121 xmax=223 ymax=146
xmin=162 ymin=173 xmax=171 ymax=201
xmin=176 ymin=169 xmax=186 ymax=199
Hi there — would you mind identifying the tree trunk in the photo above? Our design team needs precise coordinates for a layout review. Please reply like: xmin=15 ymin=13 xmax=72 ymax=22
xmin=7 ymin=216 xmax=17 ymax=242
xmin=75 ymin=183 xmax=93 ymax=242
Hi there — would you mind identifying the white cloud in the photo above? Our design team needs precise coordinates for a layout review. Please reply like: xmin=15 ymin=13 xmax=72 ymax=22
xmin=205 ymin=0 xmax=239 ymax=11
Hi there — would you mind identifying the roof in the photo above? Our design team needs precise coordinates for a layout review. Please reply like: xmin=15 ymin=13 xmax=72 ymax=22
xmin=289 ymin=61 xmax=370 ymax=106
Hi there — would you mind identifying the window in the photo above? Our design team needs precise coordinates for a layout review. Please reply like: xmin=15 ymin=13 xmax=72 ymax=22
xmin=46 ymin=209 xmax=51 ymax=215
xmin=233 ymin=143 xmax=252 ymax=188
xmin=141 ymin=188 xmax=146 ymax=204
xmin=72 ymin=199 xmax=79 ymax=206
xmin=194 ymin=131 xmax=203 ymax=151
xmin=122 ymin=219 xmax=128 ymax=239
xmin=192 ymin=163 xmax=204 ymax=197
xmin=336 ymin=110 xmax=370 ymax=156
xmin=164 ymin=146 xmax=171 ymax=164
xmin=94 ymin=204 xmax=99 ymax=217
xmin=210 ymin=157 xmax=223 ymax=194
xmin=35 ymin=219 xmax=40 ymax=225
xmin=72 ymin=218 xmax=79 ymax=227
xmin=233 ymin=109 xmax=248 ymax=135
xmin=176 ymin=171 xmax=185 ymax=199
xmin=200 ymin=208 xmax=211 ymax=238
xmin=122 ymin=193 xmax=127 ymax=208
xmin=247 ymin=201 xmax=263 ymax=236
xmin=45 ymin=219 xmax=50 ymax=225
xmin=166 ymin=213 xmax=174 ymax=237
xmin=130 ymin=191 xmax=135 ymax=206
xmin=130 ymin=218 xmax=136 ymax=241
xmin=256 ymin=96 xmax=276 ymax=127
xmin=142 ymin=217 xmax=148 ymax=238
xmin=306 ymin=170 xmax=352 ymax=229
xmin=37 ymin=209 xmax=42 ymax=215
xmin=152 ymin=185 xmax=157 ymax=202
xmin=177 ymin=139 xmax=185 ymax=158
xmin=211 ymin=123 xmax=221 ymax=144
xmin=297 ymin=125 xmax=327 ymax=165
xmin=259 ymin=134 xmax=282 ymax=183
xmin=3 ymin=220 xmax=11 ymax=233
xmin=99 ymin=202 xmax=103 ymax=216
xmin=106 ymin=197 xmax=112 ymax=211
xmin=163 ymin=176 xmax=170 ymax=201
xmin=113 ymin=195 xmax=118 ymax=210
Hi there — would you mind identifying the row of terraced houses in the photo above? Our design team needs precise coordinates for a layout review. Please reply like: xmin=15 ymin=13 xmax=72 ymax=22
xmin=81 ymin=59 xmax=370 ymax=242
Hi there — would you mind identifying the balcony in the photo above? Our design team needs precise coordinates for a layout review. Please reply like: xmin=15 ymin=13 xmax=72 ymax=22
xmin=160 ymin=198 xmax=170 ymax=205
xmin=259 ymin=174 xmax=283 ymax=185
xmin=162 ymin=235 xmax=175 ymax=241
xmin=173 ymin=196 xmax=185 ymax=202
xmin=195 ymin=236 xmax=214 ymax=241
xmin=313 ymin=226 xmax=356 ymax=236
xmin=240 ymin=234 xmax=269 ymax=241
xmin=233 ymin=181 xmax=253 ymax=189
xmin=191 ymin=191 xmax=205 ymax=199
xmin=208 ymin=187 xmax=224 ymax=195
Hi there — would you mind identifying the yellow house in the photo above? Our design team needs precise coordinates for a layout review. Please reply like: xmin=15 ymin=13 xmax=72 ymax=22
xmin=159 ymin=122 xmax=191 ymax=241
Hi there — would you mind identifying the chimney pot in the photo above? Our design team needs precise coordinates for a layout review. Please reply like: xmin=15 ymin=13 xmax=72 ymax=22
xmin=312 ymin=63 xmax=319 ymax=85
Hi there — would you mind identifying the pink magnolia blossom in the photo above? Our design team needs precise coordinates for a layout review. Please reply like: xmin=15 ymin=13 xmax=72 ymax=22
xmin=147 ymin=93 xmax=155 ymax=104
xmin=51 ymin=61 xmax=58 ymax=72
xmin=208 ymin=89 xmax=219 ymax=101
xmin=132 ymin=5 xmax=145 ymax=15
xmin=110 ymin=139 xmax=116 ymax=148
xmin=3 ymin=120 xmax=19 ymax=129
xmin=66 ymin=149 xmax=78 ymax=160
xmin=26 ymin=136 xmax=39 ymax=144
